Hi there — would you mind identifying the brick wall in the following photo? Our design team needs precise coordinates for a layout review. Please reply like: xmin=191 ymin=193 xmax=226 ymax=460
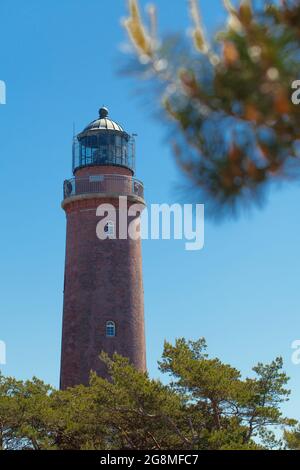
xmin=60 ymin=193 xmax=146 ymax=389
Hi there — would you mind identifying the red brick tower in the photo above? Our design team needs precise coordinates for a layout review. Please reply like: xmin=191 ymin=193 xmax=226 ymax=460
xmin=60 ymin=107 xmax=146 ymax=389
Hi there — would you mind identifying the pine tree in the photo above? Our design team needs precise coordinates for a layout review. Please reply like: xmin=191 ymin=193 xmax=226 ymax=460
xmin=0 ymin=338 xmax=296 ymax=449
xmin=122 ymin=0 xmax=300 ymax=217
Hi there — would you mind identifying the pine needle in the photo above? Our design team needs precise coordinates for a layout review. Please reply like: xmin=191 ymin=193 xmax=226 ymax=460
xmin=123 ymin=0 xmax=153 ymax=58
xmin=188 ymin=0 xmax=209 ymax=53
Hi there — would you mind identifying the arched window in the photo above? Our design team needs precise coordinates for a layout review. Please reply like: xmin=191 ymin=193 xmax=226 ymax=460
xmin=104 ymin=221 xmax=115 ymax=238
xmin=106 ymin=321 xmax=116 ymax=337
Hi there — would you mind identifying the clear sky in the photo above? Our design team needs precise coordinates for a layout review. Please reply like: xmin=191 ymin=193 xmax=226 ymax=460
xmin=0 ymin=0 xmax=299 ymax=422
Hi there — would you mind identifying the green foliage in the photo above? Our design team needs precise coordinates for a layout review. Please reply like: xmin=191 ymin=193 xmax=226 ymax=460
xmin=0 ymin=375 xmax=53 ymax=449
xmin=284 ymin=425 xmax=300 ymax=449
xmin=0 ymin=338 xmax=296 ymax=449
xmin=122 ymin=0 xmax=300 ymax=217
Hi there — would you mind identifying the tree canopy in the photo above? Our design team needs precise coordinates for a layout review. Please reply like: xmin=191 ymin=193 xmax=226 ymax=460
xmin=0 ymin=338 xmax=297 ymax=450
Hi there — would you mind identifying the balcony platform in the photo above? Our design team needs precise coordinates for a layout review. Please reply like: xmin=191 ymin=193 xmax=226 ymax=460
xmin=62 ymin=174 xmax=145 ymax=208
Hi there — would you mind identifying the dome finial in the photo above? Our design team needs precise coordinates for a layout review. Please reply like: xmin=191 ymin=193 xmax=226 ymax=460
xmin=99 ymin=106 xmax=109 ymax=118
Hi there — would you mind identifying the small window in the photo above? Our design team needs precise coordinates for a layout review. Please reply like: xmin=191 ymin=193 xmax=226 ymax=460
xmin=104 ymin=221 xmax=115 ymax=237
xmin=89 ymin=175 xmax=104 ymax=183
xmin=106 ymin=321 xmax=116 ymax=337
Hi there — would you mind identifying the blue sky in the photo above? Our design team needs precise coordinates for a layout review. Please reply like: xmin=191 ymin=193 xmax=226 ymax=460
xmin=0 ymin=0 xmax=300 ymax=422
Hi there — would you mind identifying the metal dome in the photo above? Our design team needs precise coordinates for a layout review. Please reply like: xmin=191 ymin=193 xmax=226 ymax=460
xmin=79 ymin=107 xmax=125 ymax=136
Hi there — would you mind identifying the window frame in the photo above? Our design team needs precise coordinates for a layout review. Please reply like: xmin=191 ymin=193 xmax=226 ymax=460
xmin=106 ymin=321 xmax=116 ymax=337
xmin=104 ymin=220 xmax=115 ymax=238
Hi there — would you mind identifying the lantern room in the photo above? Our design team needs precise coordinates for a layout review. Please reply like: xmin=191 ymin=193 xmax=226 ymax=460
xmin=72 ymin=107 xmax=135 ymax=174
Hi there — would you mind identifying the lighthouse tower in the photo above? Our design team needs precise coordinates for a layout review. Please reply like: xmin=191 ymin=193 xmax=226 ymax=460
xmin=60 ymin=107 xmax=146 ymax=389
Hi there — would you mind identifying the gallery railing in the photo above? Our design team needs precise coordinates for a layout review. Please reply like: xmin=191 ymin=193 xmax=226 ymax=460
xmin=63 ymin=175 xmax=144 ymax=200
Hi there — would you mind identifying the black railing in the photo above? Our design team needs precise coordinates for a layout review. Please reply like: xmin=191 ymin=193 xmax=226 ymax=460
xmin=63 ymin=175 xmax=144 ymax=200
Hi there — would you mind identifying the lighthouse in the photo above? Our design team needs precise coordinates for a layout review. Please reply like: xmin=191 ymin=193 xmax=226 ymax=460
xmin=60 ymin=107 xmax=146 ymax=389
